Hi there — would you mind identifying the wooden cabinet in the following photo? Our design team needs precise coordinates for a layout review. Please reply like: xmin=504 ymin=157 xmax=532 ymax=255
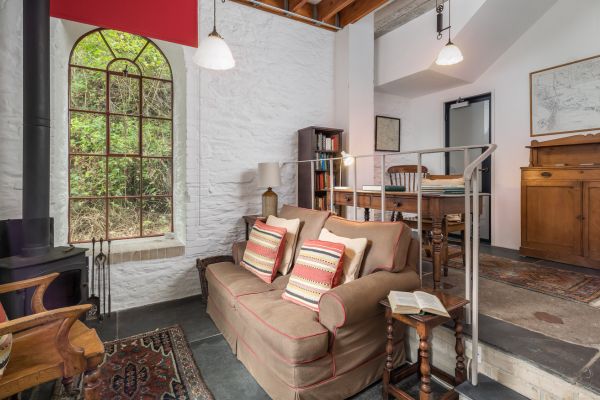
xmin=583 ymin=182 xmax=600 ymax=262
xmin=520 ymin=134 xmax=600 ymax=269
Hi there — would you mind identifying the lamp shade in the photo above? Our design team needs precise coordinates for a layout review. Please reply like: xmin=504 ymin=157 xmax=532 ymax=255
xmin=435 ymin=41 xmax=463 ymax=66
xmin=193 ymin=31 xmax=235 ymax=70
xmin=257 ymin=162 xmax=281 ymax=188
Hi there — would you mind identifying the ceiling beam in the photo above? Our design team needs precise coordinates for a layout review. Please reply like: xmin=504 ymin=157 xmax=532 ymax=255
xmin=317 ymin=0 xmax=356 ymax=22
xmin=289 ymin=0 xmax=309 ymax=12
xmin=229 ymin=0 xmax=339 ymax=31
xmin=338 ymin=0 xmax=388 ymax=26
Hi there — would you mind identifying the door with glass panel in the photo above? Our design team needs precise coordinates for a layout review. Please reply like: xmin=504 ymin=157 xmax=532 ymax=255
xmin=445 ymin=93 xmax=492 ymax=242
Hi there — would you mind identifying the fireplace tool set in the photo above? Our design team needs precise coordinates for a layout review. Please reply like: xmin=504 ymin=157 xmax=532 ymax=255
xmin=87 ymin=238 xmax=111 ymax=321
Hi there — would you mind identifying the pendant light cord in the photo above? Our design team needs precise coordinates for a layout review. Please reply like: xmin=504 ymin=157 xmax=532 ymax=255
xmin=448 ymin=0 xmax=452 ymax=44
xmin=213 ymin=0 xmax=217 ymax=33
xmin=211 ymin=0 xmax=226 ymax=36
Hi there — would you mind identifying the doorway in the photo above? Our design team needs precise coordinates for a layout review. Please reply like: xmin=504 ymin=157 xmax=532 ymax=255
xmin=444 ymin=93 xmax=492 ymax=242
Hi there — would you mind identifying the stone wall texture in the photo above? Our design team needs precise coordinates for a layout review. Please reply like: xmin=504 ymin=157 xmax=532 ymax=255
xmin=0 ymin=0 xmax=335 ymax=310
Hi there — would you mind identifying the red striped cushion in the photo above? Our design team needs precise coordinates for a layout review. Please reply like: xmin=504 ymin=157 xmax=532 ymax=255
xmin=241 ymin=220 xmax=287 ymax=283
xmin=282 ymin=240 xmax=345 ymax=312
xmin=0 ymin=303 xmax=11 ymax=378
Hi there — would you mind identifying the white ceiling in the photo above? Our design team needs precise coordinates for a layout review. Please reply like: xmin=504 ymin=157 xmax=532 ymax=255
xmin=374 ymin=0 xmax=559 ymax=98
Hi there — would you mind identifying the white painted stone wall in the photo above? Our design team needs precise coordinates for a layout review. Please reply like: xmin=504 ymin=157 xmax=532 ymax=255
xmin=0 ymin=0 xmax=335 ymax=310
xmin=373 ymin=0 xmax=600 ymax=249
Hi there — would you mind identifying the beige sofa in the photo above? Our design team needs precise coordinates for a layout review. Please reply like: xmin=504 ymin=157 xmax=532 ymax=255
xmin=197 ymin=205 xmax=421 ymax=400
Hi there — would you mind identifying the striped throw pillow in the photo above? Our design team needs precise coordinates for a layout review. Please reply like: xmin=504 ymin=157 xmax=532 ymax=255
xmin=0 ymin=303 xmax=11 ymax=378
xmin=241 ymin=220 xmax=287 ymax=283
xmin=282 ymin=240 xmax=346 ymax=312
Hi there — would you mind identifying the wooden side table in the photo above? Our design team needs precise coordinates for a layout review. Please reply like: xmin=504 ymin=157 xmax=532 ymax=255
xmin=242 ymin=215 xmax=266 ymax=240
xmin=380 ymin=289 xmax=469 ymax=400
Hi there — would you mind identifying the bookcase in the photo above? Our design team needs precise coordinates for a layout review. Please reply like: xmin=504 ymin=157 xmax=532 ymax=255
xmin=297 ymin=126 xmax=343 ymax=212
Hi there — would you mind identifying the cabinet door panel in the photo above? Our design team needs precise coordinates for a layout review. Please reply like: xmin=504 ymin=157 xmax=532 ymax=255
xmin=522 ymin=180 xmax=582 ymax=254
xmin=583 ymin=182 xmax=600 ymax=261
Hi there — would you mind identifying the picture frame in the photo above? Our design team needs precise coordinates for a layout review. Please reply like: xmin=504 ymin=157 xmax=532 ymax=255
xmin=530 ymin=54 xmax=600 ymax=137
xmin=375 ymin=115 xmax=401 ymax=152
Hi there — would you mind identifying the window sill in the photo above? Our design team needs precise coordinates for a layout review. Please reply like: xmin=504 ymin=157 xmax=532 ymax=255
xmin=78 ymin=237 xmax=185 ymax=265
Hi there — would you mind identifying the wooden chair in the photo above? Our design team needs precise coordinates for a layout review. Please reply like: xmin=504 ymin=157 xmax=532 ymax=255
xmin=387 ymin=166 xmax=465 ymax=275
xmin=0 ymin=273 xmax=104 ymax=399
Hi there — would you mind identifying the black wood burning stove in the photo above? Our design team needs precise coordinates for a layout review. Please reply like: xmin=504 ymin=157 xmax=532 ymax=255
xmin=0 ymin=0 xmax=88 ymax=319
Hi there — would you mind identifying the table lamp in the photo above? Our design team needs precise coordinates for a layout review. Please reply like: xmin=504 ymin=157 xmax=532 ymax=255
xmin=257 ymin=162 xmax=281 ymax=217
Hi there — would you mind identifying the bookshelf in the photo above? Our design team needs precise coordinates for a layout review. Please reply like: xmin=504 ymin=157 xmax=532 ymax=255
xmin=297 ymin=126 xmax=343 ymax=212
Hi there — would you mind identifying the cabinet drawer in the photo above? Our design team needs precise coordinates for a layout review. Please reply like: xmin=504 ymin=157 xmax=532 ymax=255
xmin=334 ymin=192 xmax=355 ymax=206
xmin=368 ymin=196 xmax=418 ymax=212
xmin=333 ymin=192 xmax=371 ymax=208
xmin=522 ymin=168 xmax=600 ymax=181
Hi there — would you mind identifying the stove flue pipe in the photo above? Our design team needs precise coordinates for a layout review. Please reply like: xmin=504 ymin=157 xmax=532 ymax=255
xmin=22 ymin=0 xmax=51 ymax=256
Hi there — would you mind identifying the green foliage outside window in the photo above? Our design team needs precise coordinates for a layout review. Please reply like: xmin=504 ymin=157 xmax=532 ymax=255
xmin=69 ymin=29 xmax=173 ymax=243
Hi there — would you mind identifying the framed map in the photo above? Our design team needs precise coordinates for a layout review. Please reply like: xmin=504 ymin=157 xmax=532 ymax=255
xmin=530 ymin=54 xmax=600 ymax=137
xmin=375 ymin=116 xmax=401 ymax=151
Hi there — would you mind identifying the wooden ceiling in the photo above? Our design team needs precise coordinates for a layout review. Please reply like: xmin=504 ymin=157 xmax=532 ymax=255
xmin=230 ymin=0 xmax=389 ymax=31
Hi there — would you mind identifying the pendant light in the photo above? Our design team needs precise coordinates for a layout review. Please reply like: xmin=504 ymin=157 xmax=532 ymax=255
xmin=435 ymin=0 xmax=463 ymax=66
xmin=193 ymin=0 xmax=235 ymax=70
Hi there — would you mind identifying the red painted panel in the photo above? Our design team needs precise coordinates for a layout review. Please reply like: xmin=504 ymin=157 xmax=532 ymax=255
xmin=50 ymin=0 xmax=198 ymax=47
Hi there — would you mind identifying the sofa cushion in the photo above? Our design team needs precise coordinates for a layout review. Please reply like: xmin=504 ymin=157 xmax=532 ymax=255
xmin=318 ymin=228 xmax=368 ymax=284
xmin=282 ymin=240 xmax=345 ymax=312
xmin=241 ymin=220 xmax=287 ymax=283
xmin=279 ymin=205 xmax=330 ymax=262
xmin=237 ymin=290 xmax=330 ymax=364
xmin=266 ymin=215 xmax=301 ymax=275
xmin=323 ymin=216 xmax=412 ymax=276
xmin=206 ymin=262 xmax=274 ymax=308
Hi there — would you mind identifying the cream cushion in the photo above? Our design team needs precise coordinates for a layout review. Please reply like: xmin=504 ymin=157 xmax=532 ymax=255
xmin=266 ymin=215 xmax=301 ymax=275
xmin=318 ymin=228 xmax=368 ymax=284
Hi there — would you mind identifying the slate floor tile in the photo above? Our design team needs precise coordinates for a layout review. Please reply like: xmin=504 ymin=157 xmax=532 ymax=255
xmin=456 ymin=374 xmax=527 ymax=399
xmin=190 ymin=335 xmax=270 ymax=400
xmin=117 ymin=295 xmax=218 ymax=342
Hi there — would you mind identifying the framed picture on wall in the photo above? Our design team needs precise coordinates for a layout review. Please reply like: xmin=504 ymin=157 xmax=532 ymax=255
xmin=530 ymin=54 xmax=600 ymax=136
xmin=375 ymin=115 xmax=401 ymax=152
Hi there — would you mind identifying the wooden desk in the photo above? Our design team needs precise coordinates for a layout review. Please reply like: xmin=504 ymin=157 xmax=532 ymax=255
xmin=330 ymin=189 xmax=479 ymax=288
xmin=380 ymin=290 xmax=469 ymax=400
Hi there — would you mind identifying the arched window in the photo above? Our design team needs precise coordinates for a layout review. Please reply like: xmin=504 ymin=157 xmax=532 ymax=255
xmin=68 ymin=29 xmax=173 ymax=243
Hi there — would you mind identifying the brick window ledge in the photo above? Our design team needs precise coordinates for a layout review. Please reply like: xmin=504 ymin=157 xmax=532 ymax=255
xmin=78 ymin=237 xmax=185 ymax=265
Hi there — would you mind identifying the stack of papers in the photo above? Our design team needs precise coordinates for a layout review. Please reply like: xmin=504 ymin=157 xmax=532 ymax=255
xmin=421 ymin=177 xmax=465 ymax=195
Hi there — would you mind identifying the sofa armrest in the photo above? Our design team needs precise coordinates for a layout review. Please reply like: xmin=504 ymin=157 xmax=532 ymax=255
xmin=232 ymin=241 xmax=247 ymax=265
xmin=318 ymin=269 xmax=420 ymax=332
xmin=196 ymin=255 xmax=235 ymax=304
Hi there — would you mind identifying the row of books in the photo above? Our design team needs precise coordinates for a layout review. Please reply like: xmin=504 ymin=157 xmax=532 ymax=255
xmin=315 ymin=196 xmax=328 ymax=211
xmin=316 ymin=133 xmax=340 ymax=152
xmin=314 ymin=152 xmax=336 ymax=171
xmin=315 ymin=173 xmax=336 ymax=191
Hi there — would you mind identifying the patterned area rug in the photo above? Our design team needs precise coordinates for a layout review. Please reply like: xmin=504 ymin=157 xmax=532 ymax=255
xmin=53 ymin=325 xmax=213 ymax=400
xmin=446 ymin=251 xmax=600 ymax=305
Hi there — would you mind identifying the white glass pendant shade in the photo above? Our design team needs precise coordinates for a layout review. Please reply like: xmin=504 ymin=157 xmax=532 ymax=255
xmin=435 ymin=41 xmax=463 ymax=66
xmin=193 ymin=30 xmax=235 ymax=70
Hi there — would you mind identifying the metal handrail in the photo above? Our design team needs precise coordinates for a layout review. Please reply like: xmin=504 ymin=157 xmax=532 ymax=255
xmin=282 ymin=143 xmax=496 ymax=386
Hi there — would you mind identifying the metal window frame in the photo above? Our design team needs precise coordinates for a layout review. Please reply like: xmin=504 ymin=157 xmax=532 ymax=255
xmin=68 ymin=28 xmax=174 ymax=243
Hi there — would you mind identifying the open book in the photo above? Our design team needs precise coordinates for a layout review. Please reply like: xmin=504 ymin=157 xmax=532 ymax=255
xmin=388 ymin=291 xmax=450 ymax=317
